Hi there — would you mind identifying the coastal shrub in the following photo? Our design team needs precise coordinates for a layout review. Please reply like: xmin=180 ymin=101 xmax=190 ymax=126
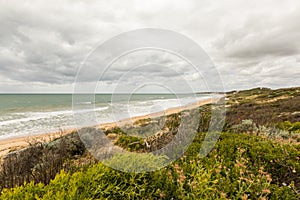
xmin=115 ymin=135 xmax=145 ymax=151
xmin=230 ymin=119 xmax=299 ymax=141
xmin=165 ymin=113 xmax=181 ymax=129
xmin=206 ymin=133 xmax=299 ymax=195
xmin=0 ymin=132 xmax=85 ymax=192
xmin=1 ymin=132 xmax=299 ymax=199
xmin=197 ymin=105 xmax=212 ymax=132
xmin=231 ymin=119 xmax=258 ymax=134
xmin=190 ymin=133 xmax=300 ymax=199
xmin=277 ymin=121 xmax=300 ymax=133
xmin=1 ymin=87 xmax=299 ymax=199
xmin=258 ymin=125 xmax=291 ymax=139
xmin=225 ymin=90 xmax=300 ymax=127
xmin=103 ymin=152 xmax=169 ymax=173
xmin=104 ymin=126 xmax=126 ymax=135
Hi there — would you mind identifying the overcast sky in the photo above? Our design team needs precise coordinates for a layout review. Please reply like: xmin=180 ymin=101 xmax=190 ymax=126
xmin=0 ymin=0 xmax=299 ymax=93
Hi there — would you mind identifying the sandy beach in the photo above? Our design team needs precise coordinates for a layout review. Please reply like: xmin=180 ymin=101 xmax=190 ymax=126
xmin=0 ymin=98 xmax=218 ymax=158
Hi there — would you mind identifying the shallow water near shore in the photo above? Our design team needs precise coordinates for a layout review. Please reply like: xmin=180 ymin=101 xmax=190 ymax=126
xmin=0 ymin=94 xmax=212 ymax=140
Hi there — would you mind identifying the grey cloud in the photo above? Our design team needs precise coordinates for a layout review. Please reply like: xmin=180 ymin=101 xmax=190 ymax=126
xmin=214 ymin=10 xmax=300 ymax=60
xmin=0 ymin=0 xmax=299 ymax=92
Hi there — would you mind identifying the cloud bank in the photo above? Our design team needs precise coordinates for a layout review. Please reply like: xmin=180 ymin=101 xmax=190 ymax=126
xmin=0 ymin=0 xmax=299 ymax=92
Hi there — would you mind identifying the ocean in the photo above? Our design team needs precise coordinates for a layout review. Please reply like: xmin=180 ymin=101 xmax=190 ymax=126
xmin=0 ymin=94 xmax=211 ymax=140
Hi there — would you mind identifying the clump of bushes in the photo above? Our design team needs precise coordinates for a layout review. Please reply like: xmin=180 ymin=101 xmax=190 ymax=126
xmin=232 ymin=119 xmax=258 ymax=134
xmin=277 ymin=121 xmax=300 ymax=133
xmin=165 ymin=113 xmax=181 ymax=130
xmin=0 ymin=131 xmax=86 ymax=192
xmin=114 ymin=135 xmax=145 ymax=152
xmin=197 ymin=105 xmax=212 ymax=132
xmin=258 ymin=125 xmax=291 ymax=139
xmin=1 ymin=87 xmax=299 ymax=199
xmin=103 ymin=152 xmax=169 ymax=173
xmin=231 ymin=119 xmax=300 ymax=141
xmin=1 ymin=132 xmax=299 ymax=199
xmin=225 ymin=87 xmax=300 ymax=128
xmin=104 ymin=126 xmax=126 ymax=135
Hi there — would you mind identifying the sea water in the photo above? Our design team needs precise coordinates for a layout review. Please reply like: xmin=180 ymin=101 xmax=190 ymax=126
xmin=0 ymin=94 xmax=211 ymax=140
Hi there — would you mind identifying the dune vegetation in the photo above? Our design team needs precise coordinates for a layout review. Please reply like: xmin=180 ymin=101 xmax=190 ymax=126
xmin=0 ymin=87 xmax=299 ymax=199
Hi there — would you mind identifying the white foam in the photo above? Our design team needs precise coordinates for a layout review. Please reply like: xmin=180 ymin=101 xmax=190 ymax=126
xmin=0 ymin=95 xmax=213 ymax=140
xmin=0 ymin=106 xmax=109 ymax=127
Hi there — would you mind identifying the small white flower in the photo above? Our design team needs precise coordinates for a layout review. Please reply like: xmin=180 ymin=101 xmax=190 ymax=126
xmin=282 ymin=182 xmax=287 ymax=186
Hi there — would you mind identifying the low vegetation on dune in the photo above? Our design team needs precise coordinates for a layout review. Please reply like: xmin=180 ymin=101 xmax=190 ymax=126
xmin=1 ymin=132 xmax=299 ymax=199
xmin=0 ymin=87 xmax=299 ymax=199
xmin=225 ymin=87 xmax=300 ymax=126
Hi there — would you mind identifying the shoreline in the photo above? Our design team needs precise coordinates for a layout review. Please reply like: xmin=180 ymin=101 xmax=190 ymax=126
xmin=0 ymin=98 xmax=218 ymax=157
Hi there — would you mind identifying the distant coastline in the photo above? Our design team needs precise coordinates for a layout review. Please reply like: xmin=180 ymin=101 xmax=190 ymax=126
xmin=0 ymin=93 xmax=213 ymax=140
xmin=0 ymin=97 xmax=219 ymax=157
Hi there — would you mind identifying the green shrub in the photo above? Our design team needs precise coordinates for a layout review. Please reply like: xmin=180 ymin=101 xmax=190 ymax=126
xmin=1 ymin=132 xmax=299 ymax=199
xmin=277 ymin=121 xmax=300 ymax=133
xmin=114 ymin=135 xmax=145 ymax=151
xmin=105 ymin=127 xmax=126 ymax=135
xmin=103 ymin=152 xmax=169 ymax=173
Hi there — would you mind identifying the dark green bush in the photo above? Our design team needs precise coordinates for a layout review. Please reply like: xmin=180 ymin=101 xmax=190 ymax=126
xmin=115 ymin=135 xmax=145 ymax=151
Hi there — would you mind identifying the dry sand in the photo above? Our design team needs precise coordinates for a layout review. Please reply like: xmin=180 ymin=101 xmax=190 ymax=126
xmin=0 ymin=98 xmax=219 ymax=158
